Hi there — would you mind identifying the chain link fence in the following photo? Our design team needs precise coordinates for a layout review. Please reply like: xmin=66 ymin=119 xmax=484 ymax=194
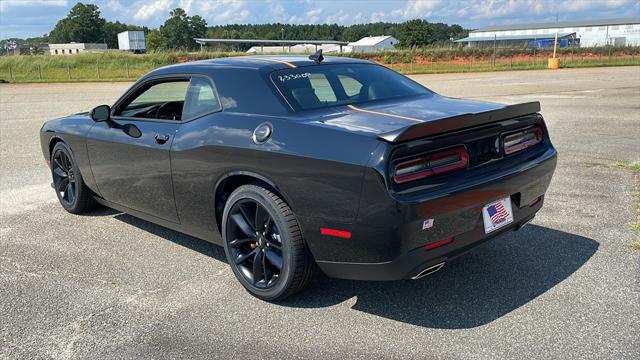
xmin=0 ymin=47 xmax=638 ymax=82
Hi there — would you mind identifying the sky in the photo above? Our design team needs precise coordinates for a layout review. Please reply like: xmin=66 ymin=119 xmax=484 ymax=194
xmin=1 ymin=0 xmax=639 ymax=39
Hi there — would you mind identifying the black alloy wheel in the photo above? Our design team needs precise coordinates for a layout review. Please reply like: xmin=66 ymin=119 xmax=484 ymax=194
xmin=222 ymin=184 xmax=317 ymax=301
xmin=226 ymin=199 xmax=284 ymax=289
xmin=50 ymin=142 xmax=95 ymax=214
xmin=52 ymin=148 xmax=77 ymax=206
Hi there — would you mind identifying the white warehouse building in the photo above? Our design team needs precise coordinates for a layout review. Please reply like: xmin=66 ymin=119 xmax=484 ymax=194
xmin=348 ymin=35 xmax=399 ymax=53
xmin=456 ymin=17 xmax=640 ymax=48
xmin=48 ymin=43 xmax=107 ymax=55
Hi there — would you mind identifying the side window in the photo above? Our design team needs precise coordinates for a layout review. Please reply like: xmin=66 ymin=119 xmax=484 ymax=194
xmin=338 ymin=74 xmax=363 ymax=98
xmin=117 ymin=80 xmax=189 ymax=120
xmin=182 ymin=77 xmax=221 ymax=120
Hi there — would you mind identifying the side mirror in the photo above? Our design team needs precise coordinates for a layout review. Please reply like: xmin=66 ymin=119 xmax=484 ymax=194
xmin=90 ymin=105 xmax=111 ymax=122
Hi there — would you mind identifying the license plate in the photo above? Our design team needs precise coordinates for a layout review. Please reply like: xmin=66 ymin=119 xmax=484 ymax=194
xmin=482 ymin=197 xmax=514 ymax=234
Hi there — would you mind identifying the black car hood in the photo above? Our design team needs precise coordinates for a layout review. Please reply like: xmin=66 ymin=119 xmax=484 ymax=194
xmin=315 ymin=94 xmax=540 ymax=143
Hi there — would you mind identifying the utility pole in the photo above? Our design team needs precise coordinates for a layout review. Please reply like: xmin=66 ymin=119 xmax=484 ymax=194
xmin=281 ymin=28 xmax=285 ymax=53
xmin=492 ymin=34 xmax=497 ymax=67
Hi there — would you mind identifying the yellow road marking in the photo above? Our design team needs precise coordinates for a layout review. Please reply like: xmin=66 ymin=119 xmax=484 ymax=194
xmin=346 ymin=104 xmax=422 ymax=123
xmin=251 ymin=58 xmax=297 ymax=68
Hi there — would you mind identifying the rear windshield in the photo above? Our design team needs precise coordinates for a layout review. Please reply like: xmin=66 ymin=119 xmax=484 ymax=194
xmin=270 ymin=63 xmax=431 ymax=111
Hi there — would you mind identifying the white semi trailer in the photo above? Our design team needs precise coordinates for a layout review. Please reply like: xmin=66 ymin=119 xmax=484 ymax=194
xmin=118 ymin=31 xmax=146 ymax=52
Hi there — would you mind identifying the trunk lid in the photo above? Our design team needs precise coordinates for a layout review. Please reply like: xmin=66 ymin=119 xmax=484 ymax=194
xmin=316 ymin=94 xmax=540 ymax=143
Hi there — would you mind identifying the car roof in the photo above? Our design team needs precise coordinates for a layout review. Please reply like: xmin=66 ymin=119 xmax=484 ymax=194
xmin=164 ymin=55 xmax=374 ymax=71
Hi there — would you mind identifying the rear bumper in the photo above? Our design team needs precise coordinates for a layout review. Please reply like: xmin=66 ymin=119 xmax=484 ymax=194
xmin=317 ymin=207 xmax=538 ymax=281
xmin=310 ymin=146 xmax=557 ymax=281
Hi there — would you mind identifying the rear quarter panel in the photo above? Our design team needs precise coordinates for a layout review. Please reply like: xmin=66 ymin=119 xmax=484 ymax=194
xmin=170 ymin=112 xmax=381 ymax=245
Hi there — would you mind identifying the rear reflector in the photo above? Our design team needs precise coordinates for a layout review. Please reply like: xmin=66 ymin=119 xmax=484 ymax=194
xmin=320 ymin=228 xmax=352 ymax=239
xmin=393 ymin=147 xmax=469 ymax=184
xmin=422 ymin=237 xmax=453 ymax=251
xmin=503 ymin=127 xmax=543 ymax=155
xmin=528 ymin=196 xmax=541 ymax=207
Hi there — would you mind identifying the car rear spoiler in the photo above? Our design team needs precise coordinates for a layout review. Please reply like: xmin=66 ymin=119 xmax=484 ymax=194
xmin=377 ymin=101 xmax=541 ymax=143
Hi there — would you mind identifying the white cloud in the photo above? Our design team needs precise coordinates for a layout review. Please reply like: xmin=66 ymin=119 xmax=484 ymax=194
xmin=288 ymin=12 xmax=322 ymax=24
xmin=127 ymin=0 xmax=638 ymax=29
xmin=266 ymin=0 xmax=289 ymax=23
xmin=104 ymin=0 xmax=125 ymax=12
xmin=306 ymin=8 xmax=323 ymax=17
xmin=305 ymin=8 xmax=323 ymax=23
xmin=397 ymin=0 xmax=442 ymax=17
xmin=195 ymin=0 xmax=249 ymax=23
xmin=0 ymin=0 xmax=67 ymax=12
xmin=178 ymin=0 xmax=193 ymax=13
xmin=4 ymin=0 xmax=637 ymax=39
xmin=133 ymin=0 xmax=173 ymax=21
xmin=438 ymin=0 xmax=636 ymax=21
xmin=324 ymin=10 xmax=353 ymax=24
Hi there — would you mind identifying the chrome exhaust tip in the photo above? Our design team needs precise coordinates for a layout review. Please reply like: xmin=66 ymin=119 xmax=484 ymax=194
xmin=411 ymin=262 xmax=446 ymax=280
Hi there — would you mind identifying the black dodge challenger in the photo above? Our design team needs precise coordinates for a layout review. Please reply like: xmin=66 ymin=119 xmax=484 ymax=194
xmin=40 ymin=54 xmax=557 ymax=300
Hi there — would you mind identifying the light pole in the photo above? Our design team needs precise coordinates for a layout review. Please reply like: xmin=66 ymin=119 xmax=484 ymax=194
xmin=281 ymin=28 xmax=285 ymax=53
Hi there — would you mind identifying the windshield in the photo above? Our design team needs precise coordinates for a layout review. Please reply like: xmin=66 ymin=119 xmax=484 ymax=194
xmin=270 ymin=63 xmax=432 ymax=111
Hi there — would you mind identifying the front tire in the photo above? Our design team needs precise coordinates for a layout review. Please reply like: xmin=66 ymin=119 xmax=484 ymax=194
xmin=51 ymin=142 xmax=95 ymax=214
xmin=222 ymin=184 xmax=316 ymax=301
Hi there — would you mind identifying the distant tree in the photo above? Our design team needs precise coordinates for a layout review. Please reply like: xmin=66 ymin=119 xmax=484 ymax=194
xmin=397 ymin=19 xmax=430 ymax=48
xmin=448 ymin=24 xmax=468 ymax=41
xmin=145 ymin=29 xmax=165 ymax=51
xmin=31 ymin=45 xmax=46 ymax=55
xmin=190 ymin=15 xmax=207 ymax=39
xmin=341 ymin=25 xmax=369 ymax=42
xmin=25 ymin=36 xmax=49 ymax=46
xmin=203 ymin=21 xmax=467 ymax=48
xmin=48 ymin=2 xmax=106 ymax=44
xmin=160 ymin=8 xmax=207 ymax=50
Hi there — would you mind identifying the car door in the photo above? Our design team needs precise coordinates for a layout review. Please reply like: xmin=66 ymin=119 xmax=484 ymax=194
xmin=86 ymin=76 xmax=191 ymax=222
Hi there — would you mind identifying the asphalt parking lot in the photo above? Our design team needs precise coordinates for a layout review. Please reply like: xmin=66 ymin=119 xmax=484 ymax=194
xmin=1 ymin=66 xmax=639 ymax=359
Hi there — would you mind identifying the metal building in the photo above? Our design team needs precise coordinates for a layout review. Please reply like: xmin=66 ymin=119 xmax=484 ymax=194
xmin=456 ymin=17 xmax=640 ymax=48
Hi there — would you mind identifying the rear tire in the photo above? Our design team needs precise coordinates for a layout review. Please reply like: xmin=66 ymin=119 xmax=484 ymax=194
xmin=222 ymin=184 xmax=317 ymax=301
xmin=51 ymin=142 xmax=95 ymax=214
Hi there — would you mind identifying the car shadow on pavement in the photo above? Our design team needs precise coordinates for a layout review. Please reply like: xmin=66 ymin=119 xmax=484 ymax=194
xmin=107 ymin=210 xmax=598 ymax=330
xmin=281 ymin=224 xmax=599 ymax=329
xmin=112 ymin=212 xmax=228 ymax=261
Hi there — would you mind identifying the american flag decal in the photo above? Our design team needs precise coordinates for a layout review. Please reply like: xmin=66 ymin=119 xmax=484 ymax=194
xmin=487 ymin=202 xmax=509 ymax=225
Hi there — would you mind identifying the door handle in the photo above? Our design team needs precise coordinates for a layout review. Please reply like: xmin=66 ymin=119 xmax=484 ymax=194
xmin=155 ymin=134 xmax=170 ymax=144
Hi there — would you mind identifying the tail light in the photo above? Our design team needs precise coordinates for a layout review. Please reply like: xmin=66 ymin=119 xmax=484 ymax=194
xmin=393 ymin=147 xmax=469 ymax=184
xmin=503 ymin=127 xmax=543 ymax=155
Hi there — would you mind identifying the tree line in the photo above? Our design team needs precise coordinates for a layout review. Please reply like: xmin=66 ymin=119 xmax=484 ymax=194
xmin=204 ymin=20 xmax=467 ymax=50
xmin=2 ymin=2 xmax=468 ymax=54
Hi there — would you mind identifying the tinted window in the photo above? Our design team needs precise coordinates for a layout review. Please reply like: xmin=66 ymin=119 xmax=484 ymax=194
xmin=183 ymin=77 xmax=221 ymax=120
xmin=118 ymin=80 xmax=189 ymax=120
xmin=271 ymin=64 xmax=431 ymax=111
xmin=308 ymin=73 xmax=336 ymax=102
xmin=338 ymin=74 xmax=362 ymax=97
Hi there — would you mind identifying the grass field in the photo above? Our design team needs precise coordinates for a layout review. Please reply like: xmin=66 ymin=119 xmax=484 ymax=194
xmin=0 ymin=49 xmax=638 ymax=82
xmin=387 ymin=56 xmax=640 ymax=74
